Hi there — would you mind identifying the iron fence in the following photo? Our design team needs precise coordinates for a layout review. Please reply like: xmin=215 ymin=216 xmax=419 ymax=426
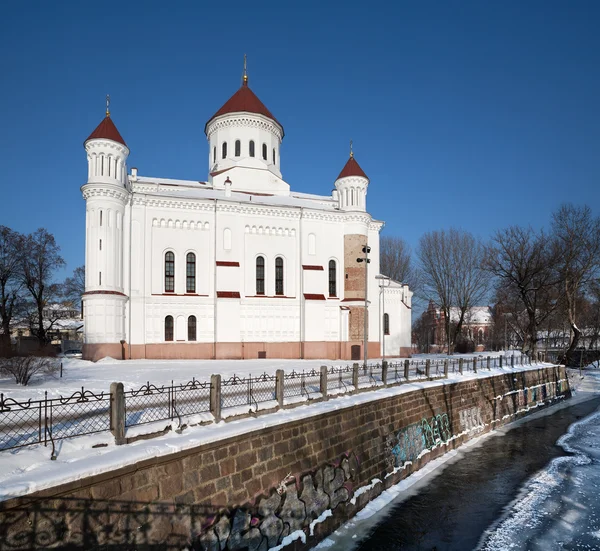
xmin=221 ymin=373 xmax=277 ymax=411
xmin=0 ymin=388 xmax=110 ymax=454
xmin=283 ymin=369 xmax=321 ymax=400
xmin=326 ymin=365 xmax=354 ymax=394
xmin=124 ymin=378 xmax=211 ymax=428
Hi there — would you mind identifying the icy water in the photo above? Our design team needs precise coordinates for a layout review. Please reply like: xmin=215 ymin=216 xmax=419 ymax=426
xmin=330 ymin=397 xmax=600 ymax=551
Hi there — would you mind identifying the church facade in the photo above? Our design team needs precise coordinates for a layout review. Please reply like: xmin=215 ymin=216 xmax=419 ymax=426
xmin=81 ymin=71 xmax=412 ymax=361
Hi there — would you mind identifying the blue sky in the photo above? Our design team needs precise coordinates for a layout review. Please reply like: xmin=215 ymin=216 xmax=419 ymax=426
xmin=1 ymin=1 xmax=599 ymax=282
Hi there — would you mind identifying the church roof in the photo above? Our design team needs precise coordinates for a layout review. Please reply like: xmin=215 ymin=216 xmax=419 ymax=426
xmin=337 ymin=155 xmax=368 ymax=181
xmin=85 ymin=115 xmax=127 ymax=147
xmin=205 ymin=81 xmax=283 ymax=134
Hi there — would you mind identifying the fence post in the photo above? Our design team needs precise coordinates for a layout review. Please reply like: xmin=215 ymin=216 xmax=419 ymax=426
xmin=487 ymin=356 xmax=491 ymax=370
xmin=511 ymin=355 xmax=514 ymax=368
xmin=210 ymin=374 xmax=221 ymax=422
xmin=276 ymin=369 xmax=284 ymax=408
xmin=320 ymin=365 xmax=328 ymax=398
xmin=425 ymin=359 xmax=431 ymax=379
xmin=444 ymin=359 xmax=449 ymax=378
xmin=110 ymin=382 xmax=126 ymax=445
xmin=352 ymin=363 xmax=359 ymax=391
xmin=500 ymin=356 xmax=503 ymax=368
xmin=473 ymin=357 xmax=478 ymax=373
xmin=382 ymin=360 xmax=388 ymax=385
xmin=459 ymin=358 xmax=463 ymax=375
xmin=404 ymin=359 xmax=410 ymax=381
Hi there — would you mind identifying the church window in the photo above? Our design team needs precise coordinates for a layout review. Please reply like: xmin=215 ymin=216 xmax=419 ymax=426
xmin=256 ymin=256 xmax=265 ymax=295
xmin=188 ymin=315 xmax=197 ymax=341
xmin=100 ymin=211 xmax=103 ymax=226
xmin=222 ymin=142 xmax=227 ymax=159
xmin=275 ymin=257 xmax=284 ymax=296
xmin=223 ymin=228 xmax=232 ymax=250
xmin=262 ymin=143 xmax=267 ymax=160
xmin=235 ymin=140 xmax=241 ymax=157
xmin=99 ymin=271 xmax=101 ymax=285
xmin=329 ymin=260 xmax=337 ymax=297
xmin=100 ymin=156 xmax=104 ymax=176
xmin=165 ymin=252 xmax=175 ymax=292
xmin=99 ymin=239 xmax=102 ymax=251
xmin=213 ymin=146 xmax=216 ymax=163
xmin=272 ymin=148 xmax=276 ymax=164
xmin=165 ymin=316 xmax=174 ymax=341
xmin=384 ymin=313 xmax=390 ymax=335
xmin=186 ymin=253 xmax=196 ymax=293
xmin=249 ymin=140 xmax=255 ymax=157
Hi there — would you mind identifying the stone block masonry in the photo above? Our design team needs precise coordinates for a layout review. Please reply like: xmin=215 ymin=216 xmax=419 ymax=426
xmin=0 ymin=365 xmax=569 ymax=551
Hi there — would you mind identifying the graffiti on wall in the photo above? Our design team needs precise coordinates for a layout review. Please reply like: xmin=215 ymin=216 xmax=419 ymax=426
xmin=459 ymin=407 xmax=483 ymax=433
xmin=386 ymin=413 xmax=452 ymax=469
xmin=198 ymin=452 xmax=359 ymax=551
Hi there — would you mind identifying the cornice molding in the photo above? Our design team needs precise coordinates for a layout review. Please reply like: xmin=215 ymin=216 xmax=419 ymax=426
xmin=81 ymin=184 xmax=129 ymax=202
xmin=206 ymin=114 xmax=283 ymax=142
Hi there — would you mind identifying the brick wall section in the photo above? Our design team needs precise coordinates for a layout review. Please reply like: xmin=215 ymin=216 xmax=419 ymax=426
xmin=344 ymin=234 xmax=367 ymax=299
xmin=0 ymin=366 xmax=569 ymax=550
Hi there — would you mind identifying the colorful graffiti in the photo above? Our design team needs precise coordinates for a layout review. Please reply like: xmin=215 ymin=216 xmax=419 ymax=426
xmin=198 ymin=452 xmax=359 ymax=551
xmin=388 ymin=413 xmax=452 ymax=468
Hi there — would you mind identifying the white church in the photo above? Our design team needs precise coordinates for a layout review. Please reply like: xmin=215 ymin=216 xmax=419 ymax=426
xmin=81 ymin=67 xmax=413 ymax=361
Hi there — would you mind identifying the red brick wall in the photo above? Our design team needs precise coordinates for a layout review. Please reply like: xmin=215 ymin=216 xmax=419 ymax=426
xmin=0 ymin=366 xmax=569 ymax=550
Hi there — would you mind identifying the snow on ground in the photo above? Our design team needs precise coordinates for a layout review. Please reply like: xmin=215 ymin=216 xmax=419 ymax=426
xmin=0 ymin=351 xmax=522 ymax=401
xmin=0 ymin=353 xmax=549 ymax=504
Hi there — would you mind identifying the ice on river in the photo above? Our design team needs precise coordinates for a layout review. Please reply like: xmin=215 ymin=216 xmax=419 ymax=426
xmin=479 ymin=405 xmax=600 ymax=550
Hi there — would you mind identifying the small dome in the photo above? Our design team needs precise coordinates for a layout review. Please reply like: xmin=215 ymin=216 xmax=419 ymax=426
xmin=205 ymin=80 xmax=283 ymax=136
xmin=336 ymin=155 xmax=368 ymax=181
xmin=85 ymin=115 xmax=127 ymax=147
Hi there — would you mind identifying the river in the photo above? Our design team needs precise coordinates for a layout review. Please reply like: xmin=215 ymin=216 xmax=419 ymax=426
xmin=315 ymin=395 xmax=600 ymax=551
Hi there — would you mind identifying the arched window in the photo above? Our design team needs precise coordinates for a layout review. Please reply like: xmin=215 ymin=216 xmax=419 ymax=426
xmin=186 ymin=252 xmax=196 ymax=293
xmin=165 ymin=315 xmax=174 ymax=341
xmin=249 ymin=140 xmax=255 ymax=157
xmin=275 ymin=257 xmax=284 ymax=296
xmin=165 ymin=252 xmax=175 ymax=292
xmin=329 ymin=260 xmax=337 ymax=297
xmin=272 ymin=148 xmax=276 ymax=164
xmin=384 ymin=313 xmax=390 ymax=335
xmin=222 ymin=142 xmax=227 ymax=159
xmin=235 ymin=140 xmax=241 ymax=157
xmin=262 ymin=143 xmax=267 ymax=160
xmin=256 ymin=256 xmax=265 ymax=295
xmin=213 ymin=146 xmax=216 ymax=163
xmin=188 ymin=315 xmax=197 ymax=341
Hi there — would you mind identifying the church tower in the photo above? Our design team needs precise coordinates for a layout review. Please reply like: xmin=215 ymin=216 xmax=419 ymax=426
xmin=81 ymin=98 xmax=130 ymax=357
xmin=334 ymin=144 xmax=369 ymax=211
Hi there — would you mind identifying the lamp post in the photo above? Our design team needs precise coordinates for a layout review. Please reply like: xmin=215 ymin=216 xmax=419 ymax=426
xmin=375 ymin=275 xmax=391 ymax=364
xmin=357 ymin=245 xmax=371 ymax=367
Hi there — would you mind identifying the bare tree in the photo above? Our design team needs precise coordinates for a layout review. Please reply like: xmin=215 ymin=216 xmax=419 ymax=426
xmin=20 ymin=229 xmax=66 ymax=346
xmin=417 ymin=228 xmax=489 ymax=353
xmin=0 ymin=355 xmax=59 ymax=385
xmin=0 ymin=226 xmax=25 ymax=353
xmin=63 ymin=265 xmax=85 ymax=314
xmin=380 ymin=236 xmax=419 ymax=289
xmin=551 ymin=204 xmax=600 ymax=363
xmin=485 ymin=226 xmax=559 ymax=356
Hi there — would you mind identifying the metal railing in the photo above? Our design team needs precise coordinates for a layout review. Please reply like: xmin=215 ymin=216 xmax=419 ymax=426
xmin=0 ymin=388 xmax=110 ymax=455
xmin=0 ymin=354 xmax=541 ymax=455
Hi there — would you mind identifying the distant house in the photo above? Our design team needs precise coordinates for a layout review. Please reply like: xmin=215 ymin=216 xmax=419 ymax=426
xmin=417 ymin=300 xmax=493 ymax=352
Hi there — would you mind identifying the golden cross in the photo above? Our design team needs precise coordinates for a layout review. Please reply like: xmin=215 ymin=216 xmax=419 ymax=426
xmin=350 ymin=139 xmax=354 ymax=158
xmin=243 ymin=54 xmax=248 ymax=84
xmin=106 ymin=94 xmax=110 ymax=117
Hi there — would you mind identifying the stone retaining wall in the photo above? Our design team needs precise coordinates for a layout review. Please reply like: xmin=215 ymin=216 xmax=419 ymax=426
xmin=0 ymin=365 xmax=569 ymax=551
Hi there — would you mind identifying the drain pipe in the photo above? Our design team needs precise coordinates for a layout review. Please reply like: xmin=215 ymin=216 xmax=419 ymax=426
xmin=299 ymin=207 xmax=304 ymax=358
xmin=213 ymin=199 xmax=218 ymax=360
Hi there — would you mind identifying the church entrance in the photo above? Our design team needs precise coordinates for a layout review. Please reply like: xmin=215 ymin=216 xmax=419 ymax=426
xmin=351 ymin=345 xmax=361 ymax=361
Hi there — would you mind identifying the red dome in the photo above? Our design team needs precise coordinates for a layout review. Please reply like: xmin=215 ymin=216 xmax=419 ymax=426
xmin=205 ymin=81 xmax=283 ymax=135
xmin=337 ymin=156 xmax=368 ymax=181
xmin=85 ymin=116 xmax=127 ymax=147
